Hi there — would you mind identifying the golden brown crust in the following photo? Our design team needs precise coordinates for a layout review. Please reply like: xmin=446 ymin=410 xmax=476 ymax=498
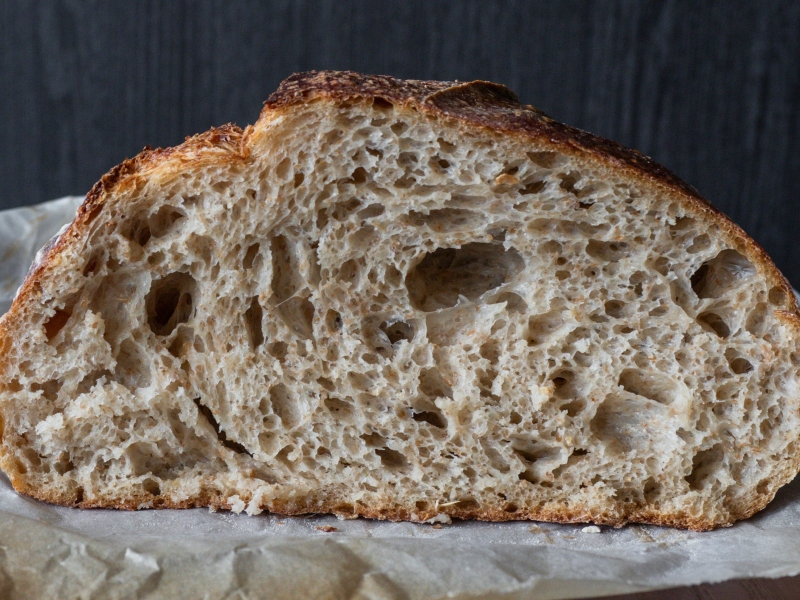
xmin=2 ymin=71 xmax=798 ymax=531
xmin=10 ymin=476 xmax=761 ymax=532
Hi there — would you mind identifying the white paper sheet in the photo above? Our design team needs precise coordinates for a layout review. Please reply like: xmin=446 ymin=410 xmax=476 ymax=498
xmin=1 ymin=197 xmax=799 ymax=600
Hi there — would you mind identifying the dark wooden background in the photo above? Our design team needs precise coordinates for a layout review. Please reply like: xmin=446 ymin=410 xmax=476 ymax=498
xmin=1 ymin=2 xmax=799 ymax=597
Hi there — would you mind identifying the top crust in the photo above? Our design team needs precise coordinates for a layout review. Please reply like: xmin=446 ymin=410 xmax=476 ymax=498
xmin=1 ymin=72 xmax=799 ymax=532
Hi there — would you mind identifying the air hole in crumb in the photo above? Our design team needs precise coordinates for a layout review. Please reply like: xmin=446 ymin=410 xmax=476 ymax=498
xmin=491 ymin=291 xmax=527 ymax=313
xmin=390 ymin=122 xmax=408 ymax=135
xmin=380 ymin=320 xmax=414 ymax=345
xmin=350 ymin=167 xmax=368 ymax=185
xmin=271 ymin=235 xmax=301 ymax=301
xmin=619 ymin=369 xmax=676 ymax=405
xmin=726 ymin=350 xmax=753 ymax=374
xmin=643 ymin=478 xmax=660 ymax=503
xmin=436 ymin=138 xmax=456 ymax=154
xmin=324 ymin=309 xmax=343 ymax=333
xmin=745 ymin=303 xmax=769 ymax=336
xmin=586 ymin=240 xmax=631 ymax=262
xmin=82 ymin=251 xmax=103 ymax=276
xmin=145 ymin=272 xmax=196 ymax=336
xmin=419 ymin=368 xmax=453 ymax=399
xmin=394 ymin=175 xmax=415 ymax=189
xmin=509 ymin=411 xmax=522 ymax=424
xmin=652 ymin=257 xmax=670 ymax=276
xmin=357 ymin=203 xmax=385 ymax=220
xmin=527 ymin=310 xmax=567 ymax=345
xmin=527 ymin=151 xmax=564 ymax=169
xmin=54 ymin=452 xmax=74 ymax=475
xmin=339 ymin=259 xmax=359 ymax=284
xmin=293 ymin=172 xmax=305 ymax=187
xmin=243 ymin=243 xmax=260 ymax=269
xmin=194 ymin=398 xmax=251 ymax=456
xmin=561 ymin=399 xmax=585 ymax=417
xmin=604 ymin=300 xmax=625 ymax=318
xmin=277 ymin=296 xmax=315 ymax=340
xmin=559 ymin=171 xmax=581 ymax=193
xmin=269 ymin=383 xmax=300 ymax=428
xmin=120 ymin=218 xmax=151 ymax=247
xmin=375 ymin=447 xmax=408 ymax=469
xmin=148 ymin=205 xmax=186 ymax=238
xmin=406 ymin=208 xmax=481 ymax=233
xmin=44 ymin=309 xmax=71 ymax=341
xmin=690 ymin=250 xmax=755 ymax=299
xmin=541 ymin=240 xmax=561 ymax=255
xmin=244 ymin=297 xmax=265 ymax=349
xmin=406 ymin=243 xmax=524 ymax=311
xmin=412 ymin=409 xmax=446 ymax=428
xmin=268 ymin=341 xmax=288 ymax=361
xmin=686 ymin=445 xmax=723 ymax=490
xmin=768 ymin=286 xmax=787 ymax=307
xmin=520 ymin=180 xmax=546 ymax=195
xmin=117 ymin=338 xmax=152 ymax=389
xmin=686 ymin=234 xmax=711 ymax=253
xmin=697 ymin=311 xmax=731 ymax=338
xmin=142 ymin=479 xmax=161 ymax=496
xmin=324 ymin=396 xmax=353 ymax=416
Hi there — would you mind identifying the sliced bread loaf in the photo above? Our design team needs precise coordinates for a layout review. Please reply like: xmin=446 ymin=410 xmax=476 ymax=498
xmin=1 ymin=71 xmax=799 ymax=530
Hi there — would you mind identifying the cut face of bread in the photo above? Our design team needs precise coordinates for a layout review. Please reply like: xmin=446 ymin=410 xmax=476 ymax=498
xmin=1 ymin=72 xmax=799 ymax=531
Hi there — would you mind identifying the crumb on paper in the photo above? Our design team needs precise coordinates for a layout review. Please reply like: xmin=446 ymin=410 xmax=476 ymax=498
xmin=425 ymin=513 xmax=452 ymax=525
xmin=582 ymin=526 xmax=602 ymax=534
xmin=335 ymin=512 xmax=359 ymax=520
xmin=208 ymin=505 xmax=218 ymax=513
xmin=431 ymin=524 xmax=443 ymax=529
xmin=317 ymin=525 xmax=338 ymax=533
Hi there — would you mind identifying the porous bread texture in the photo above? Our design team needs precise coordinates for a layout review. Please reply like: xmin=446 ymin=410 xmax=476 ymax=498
xmin=1 ymin=77 xmax=800 ymax=531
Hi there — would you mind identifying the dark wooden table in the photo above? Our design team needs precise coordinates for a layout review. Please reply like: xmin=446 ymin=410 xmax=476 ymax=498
xmin=2 ymin=2 xmax=799 ymax=597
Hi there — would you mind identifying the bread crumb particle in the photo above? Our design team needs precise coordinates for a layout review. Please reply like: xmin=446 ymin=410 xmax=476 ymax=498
xmin=425 ymin=513 xmax=452 ymax=525
xmin=582 ymin=525 xmax=602 ymax=534
xmin=317 ymin=525 xmax=338 ymax=532
xmin=228 ymin=495 xmax=246 ymax=514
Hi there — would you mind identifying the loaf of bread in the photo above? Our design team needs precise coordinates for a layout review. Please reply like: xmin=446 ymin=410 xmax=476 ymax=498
xmin=1 ymin=71 xmax=798 ymax=531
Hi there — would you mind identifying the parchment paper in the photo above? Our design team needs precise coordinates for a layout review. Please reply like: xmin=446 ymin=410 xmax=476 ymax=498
xmin=1 ymin=197 xmax=800 ymax=600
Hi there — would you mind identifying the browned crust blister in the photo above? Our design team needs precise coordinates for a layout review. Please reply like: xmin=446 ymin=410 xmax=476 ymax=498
xmin=1 ymin=71 xmax=798 ymax=531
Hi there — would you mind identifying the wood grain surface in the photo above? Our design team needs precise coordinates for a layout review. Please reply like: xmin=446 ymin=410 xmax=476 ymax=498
xmin=1 ymin=2 xmax=799 ymax=598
